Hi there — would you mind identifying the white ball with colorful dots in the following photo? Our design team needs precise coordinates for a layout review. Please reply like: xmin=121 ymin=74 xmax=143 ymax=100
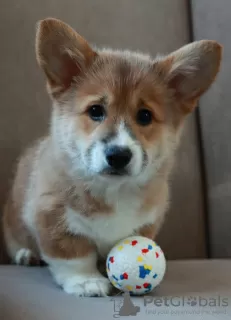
xmin=106 ymin=236 xmax=166 ymax=295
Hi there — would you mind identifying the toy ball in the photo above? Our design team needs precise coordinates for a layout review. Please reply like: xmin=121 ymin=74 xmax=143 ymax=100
xmin=106 ymin=236 xmax=166 ymax=295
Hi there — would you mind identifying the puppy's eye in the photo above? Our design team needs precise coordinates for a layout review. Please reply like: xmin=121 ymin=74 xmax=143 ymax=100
xmin=88 ymin=105 xmax=106 ymax=122
xmin=136 ymin=109 xmax=152 ymax=126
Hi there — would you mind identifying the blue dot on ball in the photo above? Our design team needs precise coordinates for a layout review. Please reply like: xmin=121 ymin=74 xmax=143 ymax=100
xmin=139 ymin=266 xmax=151 ymax=279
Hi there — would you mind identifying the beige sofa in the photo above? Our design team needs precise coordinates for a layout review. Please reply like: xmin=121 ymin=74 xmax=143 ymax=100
xmin=1 ymin=1 xmax=231 ymax=319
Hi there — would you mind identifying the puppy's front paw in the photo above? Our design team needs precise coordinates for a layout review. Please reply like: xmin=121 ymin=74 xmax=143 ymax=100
xmin=63 ymin=273 xmax=111 ymax=297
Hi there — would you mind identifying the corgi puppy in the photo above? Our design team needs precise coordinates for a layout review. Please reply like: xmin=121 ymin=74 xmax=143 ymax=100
xmin=3 ymin=18 xmax=222 ymax=297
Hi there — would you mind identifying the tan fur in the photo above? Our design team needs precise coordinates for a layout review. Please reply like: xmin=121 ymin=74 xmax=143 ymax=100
xmin=141 ymin=179 xmax=169 ymax=214
xmin=37 ymin=204 xmax=95 ymax=259
xmin=137 ymin=223 xmax=156 ymax=240
xmin=2 ymin=18 xmax=222 ymax=296
xmin=69 ymin=189 xmax=112 ymax=217
xmin=3 ymin=146 xmax=39 ymax=259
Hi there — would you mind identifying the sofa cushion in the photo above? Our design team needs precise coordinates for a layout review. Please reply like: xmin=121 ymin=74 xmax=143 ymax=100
xmin=1 ymin=260 xmax=230 ymax=319
xmin=191 ymin=0 xmax=231 ymax=259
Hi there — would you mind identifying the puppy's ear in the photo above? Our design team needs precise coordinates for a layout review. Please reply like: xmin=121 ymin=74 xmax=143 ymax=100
xmin=36 ymin=18 xmax=96 ymax=97
xmin=155 ymin=40 xmax=222 ymax=113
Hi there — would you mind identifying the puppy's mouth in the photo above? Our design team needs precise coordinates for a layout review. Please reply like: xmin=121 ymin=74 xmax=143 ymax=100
xmin=101 ymin=168 xmax=129 ymax=177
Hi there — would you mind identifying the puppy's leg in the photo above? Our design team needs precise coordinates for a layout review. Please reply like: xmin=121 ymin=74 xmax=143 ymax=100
xmin=15 ymin=248 xmax=45 ymax=266
xmin=37 ymin=207 xmax=111 ymax=297
xmin=3 ymin=199 xmax=43 ymax=266
xmin=137 ymin=209 xmax=167 ymax=240
xmin=4 ymin=225 xmax=41 ymax=266
xmin=137 ymin=223 xmax=157 ymax=240
xmin=46 ymin=253 xmax=110 ymax=297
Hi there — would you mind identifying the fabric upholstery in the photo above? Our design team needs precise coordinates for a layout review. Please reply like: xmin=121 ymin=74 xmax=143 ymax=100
xmin=1 ymin=261 xmax=231 ymax=319
xmin=191 ymin=0 xmax=231 ymax=258
xmin=0 ymin=0 xmax=206 ymax=262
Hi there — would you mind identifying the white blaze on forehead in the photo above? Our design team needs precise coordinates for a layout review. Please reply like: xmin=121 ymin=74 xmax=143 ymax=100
xmin=111 ymin=121 xmax=143 ymax=176
xmin=113 ymin=121 xmax=134 ymax=147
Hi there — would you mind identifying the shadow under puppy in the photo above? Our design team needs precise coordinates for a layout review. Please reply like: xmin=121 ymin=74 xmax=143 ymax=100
xmin=3 ymin=18 xmax=222 ymax=297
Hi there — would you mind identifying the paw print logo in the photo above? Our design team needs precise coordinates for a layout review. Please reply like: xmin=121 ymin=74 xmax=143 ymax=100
xmin=187 ymin=296 xmax=197 ymax=307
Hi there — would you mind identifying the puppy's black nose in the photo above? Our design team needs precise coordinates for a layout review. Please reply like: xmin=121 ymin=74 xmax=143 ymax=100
xmin=106 ymin=146 xmax=132 ymax=170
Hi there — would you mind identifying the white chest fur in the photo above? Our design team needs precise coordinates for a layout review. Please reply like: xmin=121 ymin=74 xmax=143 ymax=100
xmin=65 ymin=191 xmax=158 ymax=257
